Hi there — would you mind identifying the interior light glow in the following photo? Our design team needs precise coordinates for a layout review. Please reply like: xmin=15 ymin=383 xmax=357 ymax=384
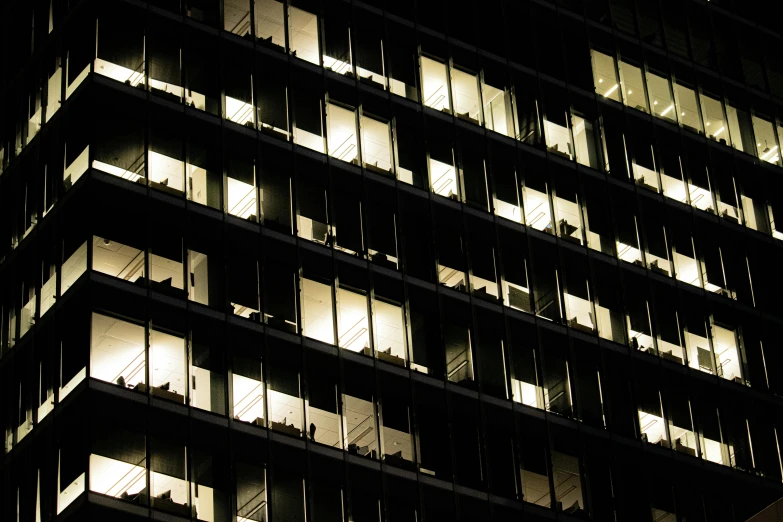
xmin=604 ymin=84 xmax=619 ymax=97
xmin=714 ymin=126 xmax=725 ymax=136
xmin=660 ymin=104 xmax=674 ymax=117
xmin=761 ymin=145 xmax=779 ymax=161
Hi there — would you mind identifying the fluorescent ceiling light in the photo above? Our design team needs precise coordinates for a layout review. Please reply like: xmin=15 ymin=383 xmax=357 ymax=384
xmin=714 ymin=126 xmax=725 ymax=136
xmin=660 ymin=104 xmax=674 ymax=117
xmin=604 ymin=84 xmax=619 ymax=97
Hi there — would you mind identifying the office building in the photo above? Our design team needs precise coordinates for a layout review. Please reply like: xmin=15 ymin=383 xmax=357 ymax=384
xmin=2 ymin=0 xmax=783 ymax=520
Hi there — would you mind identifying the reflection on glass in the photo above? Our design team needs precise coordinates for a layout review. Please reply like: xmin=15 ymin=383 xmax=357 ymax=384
xmin=619 ymin=61 xmax=647 ymax=112
xmin=421 ymin=57 xmax=450 ymax=112
xmin=646 ymin=71 xmax=676 ymax=122
xmin=591 ymin=50 xmax=621 ymax=102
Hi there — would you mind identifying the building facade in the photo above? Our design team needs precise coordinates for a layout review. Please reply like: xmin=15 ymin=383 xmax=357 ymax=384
xmin=2 ymin=0 xmax=783 ymax=520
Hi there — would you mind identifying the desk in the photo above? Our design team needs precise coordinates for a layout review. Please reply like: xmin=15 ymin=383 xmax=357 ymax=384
xmin=134 ymin=382 xmax=185 ymax=404
xmin=271 ymin=421 xmax=301 ymax=437
xmin=659 ymin=350 xmax=683 ymax=365
xmin=362 ymin=346 xmax=405 ymax=366
xmin=151 ymin=496 xmax=192 ymax=518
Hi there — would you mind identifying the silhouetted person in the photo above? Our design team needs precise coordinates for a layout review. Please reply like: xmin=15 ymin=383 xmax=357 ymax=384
xmin=310 ymin=422 xmax=316 ymax=441
xmin=116 ymin=376 xmax=126 ymax=387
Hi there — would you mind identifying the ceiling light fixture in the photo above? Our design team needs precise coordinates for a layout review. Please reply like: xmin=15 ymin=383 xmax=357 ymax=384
xmin=761 ymin=145 xmax=778 ymax=161
xmin=660 ymin=104 xmax=675 ymax=117
xmin=604 ymin=84 xmax=619 ymax=97
xmin=714 ymin=126 xmax=725 ymax=136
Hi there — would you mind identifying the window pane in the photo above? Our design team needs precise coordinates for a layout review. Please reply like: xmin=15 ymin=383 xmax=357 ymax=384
xmin=421 ymin=57 xmax=450 ymax=112
xmin=619 ymin=60 xmax=647 ymax=112
xmin=646 ymin=71 xmax=676 ymax=122
xmin=591 ymin=50 xmax=620 ymax=102
xmin=674 ymin=83 xmax=702 ymax=133
xmin=701 ymin=94 xmax=728 ymax=144
xmin=752 ymin=115 xmax=780 ymax=165
xmin=289 ymin=6 xmax=319 ymax=65
xmin=90 ymin=313 xmax=145 ymax=389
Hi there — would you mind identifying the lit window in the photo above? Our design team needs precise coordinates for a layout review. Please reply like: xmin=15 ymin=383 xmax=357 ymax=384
xmin=61 ymin=241 xmax=87 ymax=294
xmin=326 ymin=102 xmax=359 ymax=164
xmin=451 ymin=67 xmax=481 ymax=124
xmin=752 ymin=115 xmax=780 ymax=165
xmin=712 ymin=324 xmax=743 ymax=383
xmin=481 ymin=81 xmax=513 ymax=137
xmin=288 ymin=5 xmax=319 ymax=65
xmin=224 ymin=0 xmax=252 ymax=37
xmin=725 ymin=103 xmax=751 ymax=153
xmin=684 ymin=324 xmax=713 ymax=376
xmin=149 ymin=330 xmax=187 ymax=403
xmin=90 ymin=313 xmax=145 ymax=389
xmin=361 ymin=115 xmax=392 ymax=174
xmin=421 ymin=56 xmax=450 ymax=112
xmin=523 ymin=184 xmax=552 ymax=234
xmin=337 ymin=286 xmax=370 ymax=353
xmin=700 ymin=93 xmax=728 ymax=144
xmin=372 ymin=298 xmax=406 ymax=366
xmin=619 ymin=60 xmax=647 ymax=112
xmin=552 ymin=452 xmax=584 ymax=514
xmin=255 ymin=0 xmax=285 ymax=49
xmin=646 ymin=71 xmax=676 ymax=122
xmin=674 ymin=83 xmax=702 ymax=133
xmin=301 ymin=277 xmax=335 ymax=345
xmin=232 ymin=341 xmax=265 ymax=425
xmin=591 ymin=50 xmax=621 ymax=102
